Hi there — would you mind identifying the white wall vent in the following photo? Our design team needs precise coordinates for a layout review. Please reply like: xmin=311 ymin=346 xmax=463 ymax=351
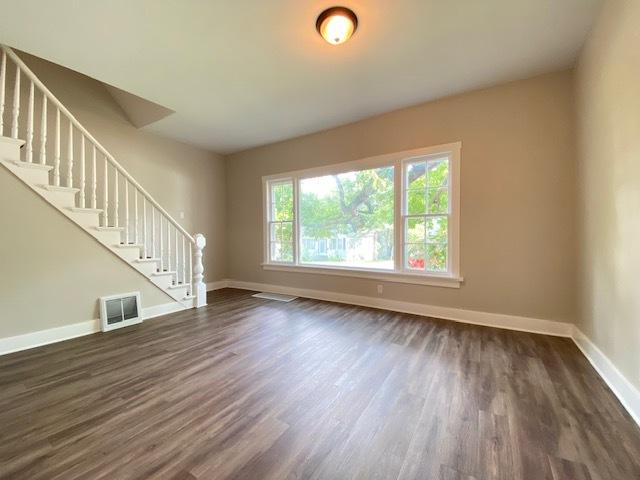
xmin=99 ymin=292 xmax=142 ymax=332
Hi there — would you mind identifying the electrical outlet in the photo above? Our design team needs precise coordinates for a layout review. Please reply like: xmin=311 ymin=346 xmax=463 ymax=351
xmin=179 ymin=211 xmax=185 ymax=219
xmin=377 ymin=284 xmax=383 ymax=295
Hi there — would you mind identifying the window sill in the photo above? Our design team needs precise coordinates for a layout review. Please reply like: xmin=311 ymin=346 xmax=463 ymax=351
xmin=261 ymin=263 xmax=463 ymax=288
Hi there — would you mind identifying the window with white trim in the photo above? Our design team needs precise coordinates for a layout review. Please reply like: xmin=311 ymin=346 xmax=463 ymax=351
xmin=266 ymin=179 xmax=294 ymax=263
xmin=263 ymin=143 xmax=461 ymax=287
xmin=403 ymin=156 xmax=449 ymax=272
xmin=299 ymin=165 xmax=394 ymax=270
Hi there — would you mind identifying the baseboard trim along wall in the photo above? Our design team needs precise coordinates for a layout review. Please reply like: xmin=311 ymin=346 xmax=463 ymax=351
xmin=206 ymin=280 xmax=230 ymax=291
xmin=224 ymin=279 xmax=573 ymax=337
xmin=572 ymin=327 xmax=640 ymax=427
xmin=0 ymin=300 xmax=189 ymax=356
xmin=143 ymin=301 xmax=189 ymax=320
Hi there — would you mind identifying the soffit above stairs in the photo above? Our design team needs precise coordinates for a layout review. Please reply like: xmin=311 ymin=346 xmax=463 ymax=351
xmin=104 ymin=85 xmax=175 ymax=129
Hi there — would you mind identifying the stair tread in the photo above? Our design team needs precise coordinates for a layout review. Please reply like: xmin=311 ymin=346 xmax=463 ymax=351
xmin=152 ymin=270 xmax=177 ymax=276
xmin=135 ymin=258 xmax=160 ymax=263
xmin=69 ymin=207 xmax=103 ymax=213
xmin=9 ymin=160 xmax=53 ymax=171
xmin=168 ymin=283 xmax=191 ymax=289
xmin=115 ymin=243 xmax=143 ymax=248
xmin=38 ymin=184 xmax=80 ymax=193
xmin=95 ymin=226 xmax=124 ymax=231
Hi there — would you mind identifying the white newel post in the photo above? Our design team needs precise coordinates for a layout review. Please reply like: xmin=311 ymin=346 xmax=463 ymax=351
xmin=193 ymin=233 xmax=207 ymax=308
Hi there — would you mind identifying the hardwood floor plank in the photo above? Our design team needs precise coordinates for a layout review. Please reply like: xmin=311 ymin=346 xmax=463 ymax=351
xmin=1 ymin=288 xmax=639 ymax=479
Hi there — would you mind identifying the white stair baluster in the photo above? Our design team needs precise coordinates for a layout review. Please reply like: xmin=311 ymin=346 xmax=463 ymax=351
xmin=181 ymin=236 xmax=186 ymax=285
xmin=39 ymin=94 xmax=47 ymax=165
xmin=0 ymin=50 xmax=6 ymax=136
xmin=193 ymin=234 xmax=207 ymax=307
xmin=167 ymin=220 xmax=171 ymax=275
xmin=124 ymin=180 xmax=129 ymax=244
xmin=11 ymin=66 xmax=20 ymax=139
xmin=103 ymin=157 xmax=109 ymax=226
xmin=174 ymin=227 xmax=178 ymax=283
xmin=188 ymin=242 xmax=193 ymax=295
xmin=134 ymin=189 xmax=139 ymax=245
xmin=54 ymin=109 xmax=60 ymax=186
xmin=142 ymin=196 xmax=147 ymax=258
xmin=79 ymin=136 xmax=85 ymax=207
xmin=91 ymin=146 xmax=97 ymax=209
xmin=159 ymin=216 xmax=164 ymax=271
xmin=26 ymin=81 xmax=34 ymax=162
xmin=66 ymin=121 xmax=73 ymax=188
xmin=113 ymin=169 xmax=119 ymax=227
xmin=151 ymin=206 xmax=156 ymax=260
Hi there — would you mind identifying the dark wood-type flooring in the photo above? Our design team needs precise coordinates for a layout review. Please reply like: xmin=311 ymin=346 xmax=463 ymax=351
xmin=1 ymin=288 xmax=640 ymax=479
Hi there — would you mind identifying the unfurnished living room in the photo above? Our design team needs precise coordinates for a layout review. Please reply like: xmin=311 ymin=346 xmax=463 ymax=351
xmin=0 ymin=0 xmax=639 ymax=479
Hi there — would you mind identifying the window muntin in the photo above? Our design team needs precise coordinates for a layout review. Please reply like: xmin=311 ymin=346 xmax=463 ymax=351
xmin=299 ymin=166 xmax=394 ymax=270
xmin=267 ymin=180 xmax=294 ymax=263
xmin=263 ymin=143 xmax=459 ymax=281
xmin=402 ymin=156 xmax=450 ymax=273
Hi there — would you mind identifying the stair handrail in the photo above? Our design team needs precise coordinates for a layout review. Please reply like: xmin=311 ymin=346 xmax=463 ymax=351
xmin=1 ymin=45 xmax=195 ymax=244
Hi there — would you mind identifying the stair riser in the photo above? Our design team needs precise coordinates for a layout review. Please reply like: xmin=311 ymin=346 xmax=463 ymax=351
xmin=181 ymin=297 xmax=195 ymax=309
xmin=93 ymin=230 xmax=122 ymax=245
xmin=168 ymin=286 xmax=190 ymax=298
xmin=68 ymin=211 xmax=101 ymax=228
xmin=151 ymin=275 xmax=175 ymax=289
xmin=0 ymin=141 xmax=20 ymax=159
xmin=40 ymin=189 xmax=77 ymax=209
xmin=1 ymin=160 xmax=51 ymax=185
xmin=116 ymin=248 xmax=142 ymax=262
xmin=135 ymin=262 xmax=159 ymax=276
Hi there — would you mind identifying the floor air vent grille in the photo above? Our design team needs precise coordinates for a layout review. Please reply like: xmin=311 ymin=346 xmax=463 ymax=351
xmin=252 ymin=292 xmax=298 ymax=302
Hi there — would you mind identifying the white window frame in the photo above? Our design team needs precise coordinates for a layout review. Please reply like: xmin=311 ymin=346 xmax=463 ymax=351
xmin=264 ymin=177 xmax=296 ymax=264
xmin=261 ymin=142 xmax=462 ymax=288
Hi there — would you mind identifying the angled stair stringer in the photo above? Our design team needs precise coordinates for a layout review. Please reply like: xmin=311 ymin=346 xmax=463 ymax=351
xmin=1 ymin=136 xmax=194 ymax=309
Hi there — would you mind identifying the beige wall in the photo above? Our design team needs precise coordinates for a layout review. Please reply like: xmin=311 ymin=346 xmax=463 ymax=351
xmin=226 ymin=71 xmax=578 ymax=323
xmin=575 ymin=0 xmax=640 ymax=390
xmin=0 ymin=53 xmax=226 ymax=337
xmin=0 ymin=165 xmax=171 ymax=338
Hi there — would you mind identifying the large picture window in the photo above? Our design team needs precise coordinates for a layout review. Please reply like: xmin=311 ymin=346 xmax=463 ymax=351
xmin=263 ymin=143 xmax=461 ymax=287
xmin=299 ymin=166 xmax=395 ymax=270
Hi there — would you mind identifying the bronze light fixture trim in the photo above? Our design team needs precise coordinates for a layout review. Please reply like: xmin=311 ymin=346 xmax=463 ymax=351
xmin=316 ymin=6 xmax=358 ymax=45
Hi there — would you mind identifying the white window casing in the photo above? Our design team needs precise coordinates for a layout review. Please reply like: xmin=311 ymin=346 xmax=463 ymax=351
xmin=262 ymin=142 xmax=462 ymax=288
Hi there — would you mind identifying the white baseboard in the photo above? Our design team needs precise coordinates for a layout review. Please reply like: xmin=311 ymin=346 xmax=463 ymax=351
xmin=142 ymin=301 xmax=188 ymax=320
xmin=226 ymin=279 xmax=573 ymax=337
xmin=0 ymin=319 xmax=100 ymax=356
xmin=0 ymin=300 xmax=188 ymax=356
xmin=572 ymin=326 xmax=640 ymax=427
xmin=207 ymin=279 xmax=230 ymax=291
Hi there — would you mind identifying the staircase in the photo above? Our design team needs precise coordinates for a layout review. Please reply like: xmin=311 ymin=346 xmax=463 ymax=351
xmin=0 ymin=45 xmax=207 ymax=310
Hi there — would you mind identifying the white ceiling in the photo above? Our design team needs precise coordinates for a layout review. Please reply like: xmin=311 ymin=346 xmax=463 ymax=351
xmin=0 ymin=0 xmax=602 ymax=154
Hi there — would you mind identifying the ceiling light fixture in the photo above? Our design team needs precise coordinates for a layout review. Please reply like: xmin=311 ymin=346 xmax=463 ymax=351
xmin=316 ymin=7 xmax=358 ymax=45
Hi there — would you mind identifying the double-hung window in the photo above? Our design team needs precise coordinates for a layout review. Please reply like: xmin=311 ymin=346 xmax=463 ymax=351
xmin=266 ymin=179 xmax=294 ymax=263
xmin=263 ymin=142 xmax=461 ymax=287
xmin=402 ymin=156 xmax=450 ymax=273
